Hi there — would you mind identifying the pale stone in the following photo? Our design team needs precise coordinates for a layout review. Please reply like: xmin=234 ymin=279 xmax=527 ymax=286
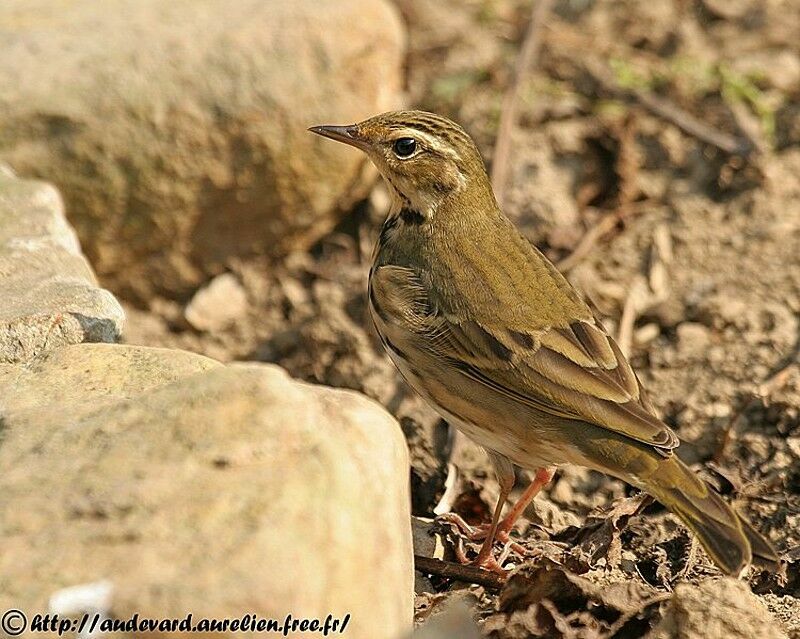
xmin=413 ymin=597 xmax=481 ymax=639
xmin=0 ymin=0 xmax=405 ymax=303
xmin=184 ymin=273 xmax=248 ymax=332
xmin=0 ymin=343 xmax=413 ymax=639
xmin=647 ymin=578 xmax=786 ymax=639
xmin=675 ymin=322 xmax=711 ymax=359
xmin=0 ymin=167 xmax=124 ymax=363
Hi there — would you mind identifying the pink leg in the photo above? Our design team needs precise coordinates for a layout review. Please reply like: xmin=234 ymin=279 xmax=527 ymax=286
xmin=470 ymin=451 xmax=515 ymax=570
xmin=472 ymin=484 xmax=512 ymax=568
xmin=440 ymin=462 xmax=555 ymax=573
xmin=495 ymin=466 xmax=555 ymax=536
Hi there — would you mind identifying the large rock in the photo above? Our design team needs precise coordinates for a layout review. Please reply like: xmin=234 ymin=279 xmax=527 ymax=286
xmin=0 ymin=0 xmax=405 ymax=303
xmin=0 ymin=166 xmax=124 ymax=363
xmin=647 ymin=578 xmax=786 ymax=639
xmin=0 ymin=344 xmax=413 ymax=639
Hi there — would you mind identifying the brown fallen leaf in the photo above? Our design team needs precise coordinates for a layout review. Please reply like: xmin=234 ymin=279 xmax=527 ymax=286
xmin=484 ymin=559 xmax=658 ymax=639
xmin=554 ymin=493 xmax=650 ymax=570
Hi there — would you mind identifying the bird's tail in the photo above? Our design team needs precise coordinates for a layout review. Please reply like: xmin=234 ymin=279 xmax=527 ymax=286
xmin=641 ymin=455 xmax=778 ymax=574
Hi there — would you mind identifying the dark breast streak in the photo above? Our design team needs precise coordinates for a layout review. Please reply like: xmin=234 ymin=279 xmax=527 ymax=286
xmin=377 ymin=214 xmax=399 ymax=247
xmin=375 ymin=206 xmax=425 ymax=255
xmin=369 ymin=207 xmax=428 ymax=362
xmin=399 ymin=207 xmax=425 ymax=225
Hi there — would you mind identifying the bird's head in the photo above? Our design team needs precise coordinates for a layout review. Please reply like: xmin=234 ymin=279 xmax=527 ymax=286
xmin=310 ymin=110 xmax=492 ymax=219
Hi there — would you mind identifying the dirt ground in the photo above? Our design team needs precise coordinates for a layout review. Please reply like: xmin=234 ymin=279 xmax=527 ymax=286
xmin=121 ymin=0 xmax=799 ymax=636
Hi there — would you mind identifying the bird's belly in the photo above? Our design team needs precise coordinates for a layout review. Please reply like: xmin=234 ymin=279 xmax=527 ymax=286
xmin=383 ymin=345 xmax=568 ymax=471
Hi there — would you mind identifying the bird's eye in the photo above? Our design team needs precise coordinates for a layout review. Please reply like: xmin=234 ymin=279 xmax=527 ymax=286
xmin=393 ymin=137 xmax=417 ymax=158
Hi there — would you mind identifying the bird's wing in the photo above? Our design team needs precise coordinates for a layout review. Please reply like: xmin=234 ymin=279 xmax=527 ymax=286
xmin=370 ymin=264 xmax=678 ymax=453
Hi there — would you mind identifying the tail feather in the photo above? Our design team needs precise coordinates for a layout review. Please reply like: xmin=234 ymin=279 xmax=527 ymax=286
xmin=641 ymin=456 xmax=771 ymax=575
xmin=575 ymin=426 xmax=778 ymax=575
xmin=738 ymin=512 xmax=780 ymax=567
xmin=672 ymin=492 xmax=750 ymax=574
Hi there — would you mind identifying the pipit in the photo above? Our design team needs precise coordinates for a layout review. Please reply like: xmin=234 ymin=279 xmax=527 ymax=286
xmin=309 ymin=111 xmax=778 ymax=575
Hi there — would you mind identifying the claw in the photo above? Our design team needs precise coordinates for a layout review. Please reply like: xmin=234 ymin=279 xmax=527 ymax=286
xmin=438 ymin=513 xmax=495 ymax=541
xmin=437 ymin=513 xmax=529 ymax=571
xmin=476 ymin=551 xmax=509 ymax=575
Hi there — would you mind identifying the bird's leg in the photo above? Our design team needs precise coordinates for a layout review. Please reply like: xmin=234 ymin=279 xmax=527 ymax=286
xmin=440 ymin=467 xmax=555 ymax=541
xmin=439 ymin=464 xmax=556 ymax=572
xmin=494 ymin=466 xmax=555 ymax=538
xmin=471 ymin=451 xmax=515 ymax=570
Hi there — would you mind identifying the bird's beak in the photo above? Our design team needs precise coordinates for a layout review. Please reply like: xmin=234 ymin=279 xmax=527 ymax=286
xmin=308 ymin=124 xmax=368 ymax=151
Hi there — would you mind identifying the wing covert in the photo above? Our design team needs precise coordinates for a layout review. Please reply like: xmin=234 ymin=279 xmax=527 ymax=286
xmin=369 ymin=263 xmax=678 ymax=453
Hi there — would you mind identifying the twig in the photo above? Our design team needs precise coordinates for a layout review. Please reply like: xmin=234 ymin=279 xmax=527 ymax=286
xmin=585 ymin=60 xmax=753 ymax=157
xmin=491 ymin=0 xmax=553 ymax=207
xmin=603 ymin=593 xmax=672 ymax=638
xmin=713 ymin=402 xmax=749 ymax=464
xmin=727 ymin=100 xmax=769 ymax=155
xmin=557 ymin=115 xmax=642 ymax=274
xmin=616 ymin=229 xmax=672 ymax=356
xmin=433 ymin=462 xmax=459 ymax=516
xmin=628 ymin=89 xmax=751 ymax=155
xmin=617 ymin=279 xmax=643 ymax=359
xmin=414 ymin=555 xmax=506 ymax=590
xmin=557 ymin=211 xmax=621 ymax=272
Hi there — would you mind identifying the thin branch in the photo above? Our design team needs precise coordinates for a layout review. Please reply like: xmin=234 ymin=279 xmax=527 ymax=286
xmin=585 ymin=61 xmax=753 ymax=157
xmin=414 ymin=555 xmax=506 ymax=590
xmin=491 ymin=0 xmax=554 ymax=207
xmin=617 ymin=279 xmax=642 ymax=359
xmin=714 ymin=401 xmax=750 ymax=464
xmin=629 ymin=89 xmax=750 ymax=155
xmin=556 ymin=212 xmax=620 ymax=272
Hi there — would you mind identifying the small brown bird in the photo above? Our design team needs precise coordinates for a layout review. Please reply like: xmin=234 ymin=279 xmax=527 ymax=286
xmin=309 ymin=111 xmax=777 ymax=575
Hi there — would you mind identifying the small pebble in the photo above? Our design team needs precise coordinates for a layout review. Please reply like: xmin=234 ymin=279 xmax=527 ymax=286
xmin=184 ymin=273 xmax=248 ymax=332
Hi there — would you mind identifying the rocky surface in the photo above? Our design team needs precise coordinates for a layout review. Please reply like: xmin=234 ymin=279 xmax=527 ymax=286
xmin=0 ymin=158 xmax=414 ymax=635
xmin=413 ymin=598 xmax=481 ymax=639
xmin=1 ymin=0 xmax=798 ymax=636
xmin=647 ymin=578 xmax=787 ymax=639
xmin=119 ymin=0 xmax=798 ymax=635
xmin=0 ymin=165 xmax=123 ymax=363
xmin=0 ymin=0 xmax=405 ymax=303
xmin=0 ymin=344 xmax=413 ymax=639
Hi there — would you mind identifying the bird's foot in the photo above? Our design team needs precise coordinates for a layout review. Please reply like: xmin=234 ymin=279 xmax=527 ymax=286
xmin=437 ymin=513 xmax=525 ymax=549
xmin=437 ymin=513 xmax=527 ymax=573
xmin=437 ymin=513 xmax=493 ymax=540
